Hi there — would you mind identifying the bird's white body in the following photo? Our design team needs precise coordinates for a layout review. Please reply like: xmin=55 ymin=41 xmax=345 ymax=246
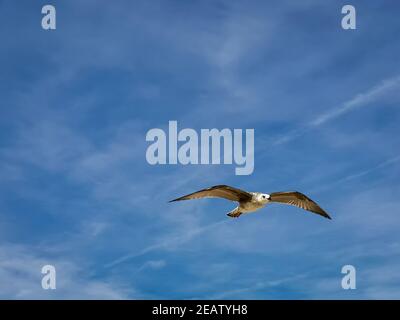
xmin=230 ymin=192 xmax=271 ymax=216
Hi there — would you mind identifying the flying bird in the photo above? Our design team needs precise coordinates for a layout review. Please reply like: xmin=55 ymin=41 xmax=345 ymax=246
xmin=170 ymin=185 xmax=331 ymax=219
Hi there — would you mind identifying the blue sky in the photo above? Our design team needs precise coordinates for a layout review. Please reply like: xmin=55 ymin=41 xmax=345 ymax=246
xmin=0 ymin=0 xmax=400 ymax=299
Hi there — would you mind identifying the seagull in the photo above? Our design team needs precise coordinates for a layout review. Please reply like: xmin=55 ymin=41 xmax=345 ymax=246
xmin=170 ymin=185 xmax=331 ymax=219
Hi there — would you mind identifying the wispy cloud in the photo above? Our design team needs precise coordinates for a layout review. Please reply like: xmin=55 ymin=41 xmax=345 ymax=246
xmin=273 ymin=75 xmax=400 ymax=145
xmin=205 ymin=273 xmax=309 ymax=299
xmin=310 ymin=76 xmax=400 ymax=126
xmin=334 ymin=154 xmax=400 ymax=184
xmin=0 ymin=244 xmax=130 ymax=299
xmin=105 ymin=220 xmax=228 ymax=268
xmin=137 ymin=260 xmax=166 ymax=272
xmin=306 ymin=154 xmax=400 ymax=195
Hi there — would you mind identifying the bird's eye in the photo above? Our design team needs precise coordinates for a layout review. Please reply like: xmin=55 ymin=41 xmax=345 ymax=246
xmin=262 ymin=195 xmax=266 ymax=199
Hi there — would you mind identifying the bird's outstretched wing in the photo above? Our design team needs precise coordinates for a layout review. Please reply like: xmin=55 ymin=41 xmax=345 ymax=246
xmin=270 ymin=191 xmax=331 ymax=219
xmin=170 ymin=185 xmax=252 ymax=203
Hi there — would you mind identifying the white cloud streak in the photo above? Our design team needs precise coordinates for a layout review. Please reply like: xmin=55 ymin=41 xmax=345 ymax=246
xmin=273 ymin=75 xmax=400 ymax=145
xmin=105 ymin=220 xmax=228 ymax=269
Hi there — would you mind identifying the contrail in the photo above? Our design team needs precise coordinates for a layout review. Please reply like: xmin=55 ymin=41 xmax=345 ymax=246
xmin=310 ymin=76 xmax=400 ymax=126
xmin=335 ymin=155 xmax=400 ymax=184
xmin=311 ymin=154 xmax=400 ymax=194
xmin=273 ymin=75 xmax=400 ymax=145
xmin=105 ymin=219 xmax=228 ymax=269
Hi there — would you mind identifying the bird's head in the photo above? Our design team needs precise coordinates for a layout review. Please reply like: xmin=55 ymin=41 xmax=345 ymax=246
xmin=258 ymin=193 xmax=271 ymax=203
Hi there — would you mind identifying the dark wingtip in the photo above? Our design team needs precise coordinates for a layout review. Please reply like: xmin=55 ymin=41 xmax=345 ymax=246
xmin=169 ymin=197 xmax=186 ymax=202
xmin=324 ymin=213 xmax=332 ymax=220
